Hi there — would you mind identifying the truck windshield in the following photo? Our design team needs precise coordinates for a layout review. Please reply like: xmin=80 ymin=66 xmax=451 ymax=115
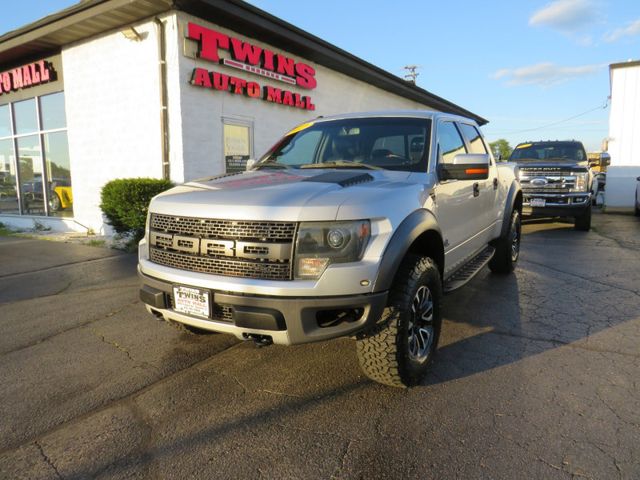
xmin=257 ymin=117 xmax=432 ymax=172
xmin=510 ymin=142 xmax=586 ymax=162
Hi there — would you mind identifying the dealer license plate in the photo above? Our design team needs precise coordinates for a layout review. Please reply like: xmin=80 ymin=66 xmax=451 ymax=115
xmin=173 ymin=286 xmax=210 ymax=318
xmin=530 ymin=198 xmax=546 ymax=207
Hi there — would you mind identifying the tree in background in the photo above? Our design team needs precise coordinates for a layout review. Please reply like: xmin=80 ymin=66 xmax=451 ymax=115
xmin=489 ymin=139 xmax=512 ymax=160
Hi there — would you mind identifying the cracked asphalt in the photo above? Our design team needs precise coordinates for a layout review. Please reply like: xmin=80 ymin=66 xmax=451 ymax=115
xmin=0 ymin=212 xmax=639 ymax=479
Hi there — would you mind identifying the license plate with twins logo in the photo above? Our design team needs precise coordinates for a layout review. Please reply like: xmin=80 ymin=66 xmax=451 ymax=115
xmin=172 ymin=285 xmax=210 ymax=318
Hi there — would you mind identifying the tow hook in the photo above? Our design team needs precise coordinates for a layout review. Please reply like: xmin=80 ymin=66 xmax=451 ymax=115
xmin=243 ymin=333 xmax=273 ymax=347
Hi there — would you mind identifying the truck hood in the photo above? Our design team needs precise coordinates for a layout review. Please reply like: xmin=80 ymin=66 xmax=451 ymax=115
xmin=150 ymin=169 xmax=414 ymax=222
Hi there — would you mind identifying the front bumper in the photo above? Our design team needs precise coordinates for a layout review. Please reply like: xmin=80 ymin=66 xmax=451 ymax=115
xmin=139 ymin=269 xmax=387 ymax=345
xmin=522 ymin=192 xmax=591 ymax=217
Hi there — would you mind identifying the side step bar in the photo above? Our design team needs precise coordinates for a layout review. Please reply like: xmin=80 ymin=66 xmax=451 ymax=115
xmin=443 ymin=246 xmax=495 ymax=294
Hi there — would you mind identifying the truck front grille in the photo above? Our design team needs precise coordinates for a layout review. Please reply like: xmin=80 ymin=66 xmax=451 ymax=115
xmin=150 ymin=214 xmax=296 ymax=241
xmin=149 ymin=248 xmax=292 ymax=280
xmin=148 ymin=214 xmax=296 ymax=280
xmin=519 ymin=170 xmax=576 ymax=193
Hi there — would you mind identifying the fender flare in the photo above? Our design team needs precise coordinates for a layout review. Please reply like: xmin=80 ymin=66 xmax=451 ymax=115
xmin=500 ymin=180 xmax=522 ymax=238
xmin=372 ymin=209 xmax=442 ymax=293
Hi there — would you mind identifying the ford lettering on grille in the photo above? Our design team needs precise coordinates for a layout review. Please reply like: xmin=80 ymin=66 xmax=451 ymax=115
xmin=150 ymin=232 xmax=291 ymax=261
xmin=147 ymin=215 xmax=296 ymax=280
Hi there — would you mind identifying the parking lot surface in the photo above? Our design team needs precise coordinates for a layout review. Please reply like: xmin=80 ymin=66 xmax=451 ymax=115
xmin=1 ymin=212 xmax=639 ymax=479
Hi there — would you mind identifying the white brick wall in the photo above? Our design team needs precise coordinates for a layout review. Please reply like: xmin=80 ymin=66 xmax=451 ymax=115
xmin=62 ymin=20 xmax=164 ymax=233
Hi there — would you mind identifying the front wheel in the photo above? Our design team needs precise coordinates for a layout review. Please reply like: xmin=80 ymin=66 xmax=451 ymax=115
xmin=489 ymin=209 xmax=521 ymax=274
xmin=356 ymin=255 xmax=442 ymax=388
xmin=49 ymin=193 xmax=62 ymax=212
xmin=574 ymin=204 xmax=592 ymax=231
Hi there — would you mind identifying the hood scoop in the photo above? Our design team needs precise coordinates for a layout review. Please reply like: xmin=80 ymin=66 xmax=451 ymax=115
xmin=303 ymin=171 xmax=374 ymax=187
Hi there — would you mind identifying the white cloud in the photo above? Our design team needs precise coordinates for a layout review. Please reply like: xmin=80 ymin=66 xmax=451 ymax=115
xmin=491 ymin=62 xmax=604 ymax=86
xmin=604 ymin=18 xmax=640 ymax=42
xmin=529 ymin=0 xmax=599 ymax=32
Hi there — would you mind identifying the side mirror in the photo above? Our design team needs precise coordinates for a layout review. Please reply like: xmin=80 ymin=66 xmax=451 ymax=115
xmin=636 ymin=176 xmax=640 ymax=182
xmin=245 ymin=159 xmax=257 ymax=171
xmin=599 ymin=152 xmax=611 ymax=167
xmin=438 ymin=153 xmax=490 ymax=181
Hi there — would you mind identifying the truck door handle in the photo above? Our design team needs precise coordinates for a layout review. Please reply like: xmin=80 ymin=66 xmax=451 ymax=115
xmin=473 ymin=183 xmax=480 ymax=197
xmin=493 ymin=178 xmax=498 ymax=190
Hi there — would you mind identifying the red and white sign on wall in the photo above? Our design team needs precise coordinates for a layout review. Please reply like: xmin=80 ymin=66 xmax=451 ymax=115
xmin=186 ymin=22 xmax=316 ymax=111
xmin=0 ymin=60 xmax=55 ymax=96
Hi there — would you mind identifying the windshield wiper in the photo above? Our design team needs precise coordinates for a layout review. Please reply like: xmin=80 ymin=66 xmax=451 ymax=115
xmin=299 ymin=160 xmax=383 ymax=170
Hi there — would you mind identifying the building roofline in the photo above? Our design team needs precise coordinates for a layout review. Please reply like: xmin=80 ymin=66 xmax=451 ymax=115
xmin=610 ymin=60 xmax=640 ymax=70
xmin=0 ymin=0 xmax=488 ymax=125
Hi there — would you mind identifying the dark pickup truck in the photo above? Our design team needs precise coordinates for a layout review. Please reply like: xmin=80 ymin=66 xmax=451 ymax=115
xmin=510 ymin=140 xmax=592 ymax=231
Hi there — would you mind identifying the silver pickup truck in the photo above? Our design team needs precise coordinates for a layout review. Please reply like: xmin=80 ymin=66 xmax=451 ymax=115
xmin=138 ymin=111 xmax=522 ymax=387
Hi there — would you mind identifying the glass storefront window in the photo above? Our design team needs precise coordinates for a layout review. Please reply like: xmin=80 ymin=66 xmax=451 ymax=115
xmin=0 ymin=92 xmax=72 ymax=217
xmin=14 ymin=98 xmax=38 ymax=135
xmin=0 ymin=104 xmax=11 ymax=137
xmin=17 ymin=135 xmax=44 ymax=215
xmin=44 ymin=132 xmax=72 ymax=217
xmin=0 ymin=139 xmax=18 ymax=214
xmin=40 ymin=92 xmax=66 ymax=130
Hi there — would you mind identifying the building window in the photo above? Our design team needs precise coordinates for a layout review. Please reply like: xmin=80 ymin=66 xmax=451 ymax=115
xmin=223 ymin=119 xmax=253 ymax=173
xmin=0 ymin=91 xmax=72 ymax=217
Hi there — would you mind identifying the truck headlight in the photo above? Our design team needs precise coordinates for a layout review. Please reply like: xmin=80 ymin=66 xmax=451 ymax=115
xmin=573 ymin=172 xmax=588 ymax=192
xmin=294 ymin=220 xmax=371 ymax=279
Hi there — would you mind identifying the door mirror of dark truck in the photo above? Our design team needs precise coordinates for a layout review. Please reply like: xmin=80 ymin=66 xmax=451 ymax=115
xmin=438 ymin=153 xmax=490 ymax=181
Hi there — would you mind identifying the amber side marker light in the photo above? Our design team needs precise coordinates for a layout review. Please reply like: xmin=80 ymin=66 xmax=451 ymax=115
xmin=465 ymin=168 xmax=489 ymax=175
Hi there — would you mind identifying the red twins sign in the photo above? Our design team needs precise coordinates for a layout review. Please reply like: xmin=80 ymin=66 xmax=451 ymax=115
xmin=186 ymin=22 xmax=316 ymax=111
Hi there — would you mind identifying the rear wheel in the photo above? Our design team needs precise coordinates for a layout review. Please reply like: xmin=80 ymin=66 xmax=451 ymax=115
xmin=356 ymin=255 xmax=442 ymax=388
xmin=489 ymin=209 xmax=521 ymax=274
xmin=574 ymin=204 xmax=592 ymax=231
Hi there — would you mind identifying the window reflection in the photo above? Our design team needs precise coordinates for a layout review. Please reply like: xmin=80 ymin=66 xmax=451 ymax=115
xmin=14 ymin=99 xmax=38 ymax=135
xmin=438 ymin=122 xmax=466 ymax=163
xmin=18 ymin=135 xmax=45 ymax=214
xmin=40 ymin=92 xmax=66 ymax=130
xmin=0 ymin=138 xmax=18 ymax=214
xmin=44 ymin=132 xmax=72 ymax=217
xmin=0 ymin=104 xmax=11 ymax=138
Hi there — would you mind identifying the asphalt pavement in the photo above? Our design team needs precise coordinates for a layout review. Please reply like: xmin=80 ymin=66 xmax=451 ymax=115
xmin=0 ymin=212 xmax=639 ymax=479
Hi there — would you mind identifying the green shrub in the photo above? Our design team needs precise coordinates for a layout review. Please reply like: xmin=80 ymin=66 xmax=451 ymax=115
xmin=100 ymin=178 xmax=173 ymax=241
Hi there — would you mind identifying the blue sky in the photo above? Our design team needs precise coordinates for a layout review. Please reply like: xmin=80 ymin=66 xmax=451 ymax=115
xmin=3 ymin=0 xmax=640 ymax=152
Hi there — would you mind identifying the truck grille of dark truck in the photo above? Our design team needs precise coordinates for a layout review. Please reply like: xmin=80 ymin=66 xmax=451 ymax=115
xmin=148 ymin=214 xmax=296 ymax=280
xmin=519 ymin=169 xmax=577 ymax=193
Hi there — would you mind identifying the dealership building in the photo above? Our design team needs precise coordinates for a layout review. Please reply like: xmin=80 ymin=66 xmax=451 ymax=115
xmin=0 ymin=0 xmax=484 ymax=234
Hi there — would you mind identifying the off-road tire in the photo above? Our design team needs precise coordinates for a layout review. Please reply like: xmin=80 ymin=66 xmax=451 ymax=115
xmin=489 ymin=209 xmax=521 ymax=274
xmin=356 ymin=255 xmax=442 ymax=388
xmin=574 ymin=204 xmax=592 ymax=231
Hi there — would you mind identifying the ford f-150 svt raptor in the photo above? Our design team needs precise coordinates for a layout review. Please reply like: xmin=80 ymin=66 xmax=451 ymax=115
xmin=138 ymin=111 xmax=522 ymax=387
